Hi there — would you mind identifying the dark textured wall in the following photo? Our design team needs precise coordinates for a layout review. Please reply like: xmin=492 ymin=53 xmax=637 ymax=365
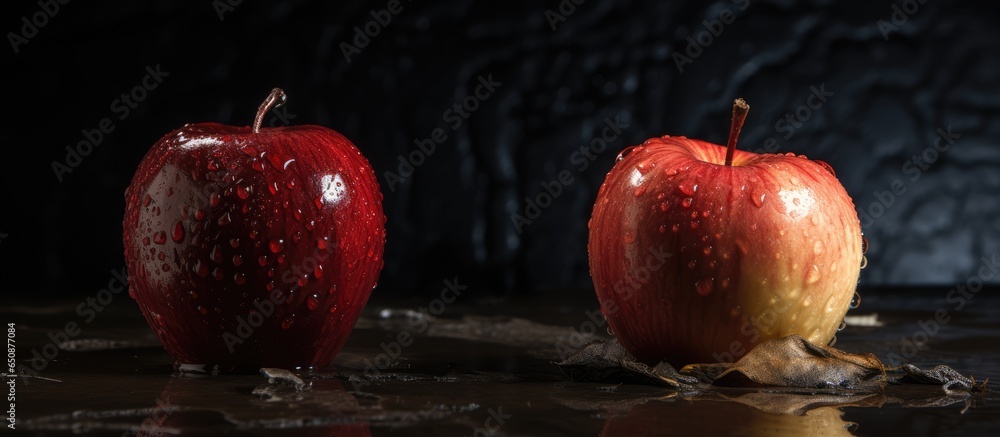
xmin=3 ymin=0 xmax=999 ymax=297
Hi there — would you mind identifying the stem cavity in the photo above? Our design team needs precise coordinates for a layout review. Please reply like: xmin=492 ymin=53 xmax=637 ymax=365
xmin=253 ymin=88 xmax=287 ymax=134
xmin=725 ymin=98 xmax=750 ymax=166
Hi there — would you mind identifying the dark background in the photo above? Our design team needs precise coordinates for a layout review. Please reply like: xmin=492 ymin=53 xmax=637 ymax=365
xmin=3 ymin=0 xmax=999 ymax=298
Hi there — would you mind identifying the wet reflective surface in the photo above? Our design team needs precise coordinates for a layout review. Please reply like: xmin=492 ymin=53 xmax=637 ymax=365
xmin=5 ymin=288 xmax=999 ymax=436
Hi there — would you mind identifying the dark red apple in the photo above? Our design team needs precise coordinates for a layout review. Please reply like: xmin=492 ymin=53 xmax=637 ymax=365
xmin=588 ymin=99 xmax=863 ymax=366
xmin=123 ymin=88 xmax=385 ymax=370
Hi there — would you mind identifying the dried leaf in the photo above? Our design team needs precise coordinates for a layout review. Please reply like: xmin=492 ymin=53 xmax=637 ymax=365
xmin=555 ymin=340 xmax=699 ymax=388
xmin=706 ymin=335 xmax=886 ymax=390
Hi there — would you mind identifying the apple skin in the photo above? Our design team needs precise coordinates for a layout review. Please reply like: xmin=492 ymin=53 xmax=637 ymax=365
xmin=123 ymin=122 xmax=385 ymax=370
xmin=588 ymin=135 xmax=861 ymax=366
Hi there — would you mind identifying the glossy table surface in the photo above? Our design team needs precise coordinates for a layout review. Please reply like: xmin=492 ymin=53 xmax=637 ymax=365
xmin=4 ymin=287 xmax=999 ymax=436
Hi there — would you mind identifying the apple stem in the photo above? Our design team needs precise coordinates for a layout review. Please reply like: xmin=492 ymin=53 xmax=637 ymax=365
xmin=725 ymin=98 xmax=750 ymax=166
xmin=253 ymin=88 xmax=287 ymax=133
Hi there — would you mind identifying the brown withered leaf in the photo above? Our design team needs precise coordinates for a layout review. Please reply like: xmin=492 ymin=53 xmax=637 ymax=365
xmin=555 ymin=340 xmax=701 ymax=389
xmin=556 ymin=335 xmax=985 ymax=396
xmin=686 ymin=335 xmax=886 ymax=390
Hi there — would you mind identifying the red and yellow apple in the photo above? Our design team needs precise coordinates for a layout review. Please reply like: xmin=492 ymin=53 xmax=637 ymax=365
xmin=123 ymin=88 xmax=385 ymax=370
xmin=588 ymin=99 xmax=862 ymax=366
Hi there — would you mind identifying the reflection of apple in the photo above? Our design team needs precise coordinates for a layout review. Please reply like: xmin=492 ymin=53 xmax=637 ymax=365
xmin=601 ymin=400 xmax=853 ymax=437
xmin=123 ymin=88 xmax=386 ymax=370
xmin=588 ymin=99 xmax=862 ymax=366
xmin=135 ymin=375 xmax=371 ymax=436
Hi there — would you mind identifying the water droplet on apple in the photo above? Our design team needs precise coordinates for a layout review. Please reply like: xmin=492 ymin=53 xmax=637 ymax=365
xmin=266 ymin=153 xmax=286 ymax=171
xmin=209 ymin=193 xmax=220 ymax=208
xmin=212 ymin=268 xmax=224 ymax=281
xmin=615 ymin=146 xmax=637 ymax=162
xmin=211 ymin=245 xmax=223 ymax=263
xmin=314 ymin=264 xmax=324 ymax=279
xmin=234 ymin=273 xmax=246 ymax=285
xmin=292 ymin=231 xmax=302 ymax=243
xmin=659 ymin=202 xmax=668 ymax=211
xmin=281 ymin=318 xmax=294 ymax=330
xmin=806 ymin=266 xmax=821 ymax=284
xmin=860 ymin=255 xmax=868 ymax=269
xmin=703 ymin=246 xmax=712 ymax=256
xmin=237 ymin=185 xmax=251 ymax=199
xmin=687 ymin=260 xmax=696 ymax=270
xmin=317 ymin=237 xmax=329 ymax=250
xmin=142 ymin=236 xmax=150 ymax=246
xmin=815 ymin=160 xmax=836 ymax=176
xmin=837 ymin=319 xmax=847 ymax=331
xmin=277 ymin=254 xmax=286 ymax=264
xmin=157 ymin=251 xmax=166 ymax=261
xmin=678 ymin=181 xmax=697 ymax=196
xmin=690 ymin=221 xmax=699 ymax=229
xmin=850 ymin=291 xmax=861 ymax=309
xmin=232 ymin=254 xmax=243 ymax=267
xmin=657 ymin=193 xmax=666 ymax=200
xmin=207 ymin=161 xmax=219 ymax=171
xmin=861 ymin=235 xmax=869 ymax=254
xmin=251 ymin=160 xmax=264 ymax=172
xmin=623 ymin=231 xmax=636 ymax=243
xmin=721 ymin=278 xmax=730 ymax=289
xmin=194 ymin=259 xmax=208 ymax=277
xmin=194 ymin=209 xmax=205 ymax=221
xmin=690 ymin=211 xmax=698 ymax=219
xmin=658 ymin=225 xmax=666 ymax=233
xmin=269 ymin=239 xmax=284 ymax=253
xmin=696 ymin=278 xmax=713 ymax=296
xmin=198 ymin=306 xmax=207 ymax=316
xmin=217 ymin=211 xmax=232 ymax=225
xmin=681 ymin=198 xmax=693 ymax=208
xmin=143 ymin=194 xmax=152 ymax=207
xmin=751 ymin=191 xmax=765 ymax=208
xmin=153 ymin=231 xmax=167 ymax=245
xmin=672 ymin=224 xmax=680 ymax=233
xmin=307 ymin=295 xmax=320 ymax=311
xmin=813 ymin=240 xmax=824 ymax=255
xmin=161 ymin=264 xmax=170 ymax=272
xmin=286 ymin=179 xmax=297 ymax=190
xmin=293 ymin=209 xmax=303 ymax=221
